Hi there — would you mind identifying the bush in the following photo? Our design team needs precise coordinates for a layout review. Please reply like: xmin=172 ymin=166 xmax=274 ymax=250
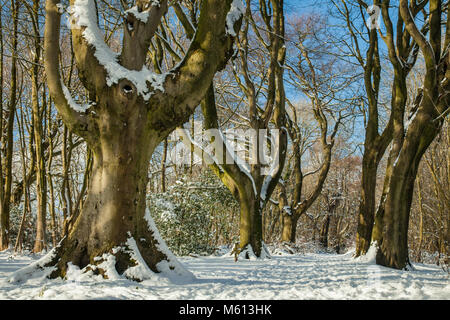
xmin=148 ymin=171 xmax=239 ymax=256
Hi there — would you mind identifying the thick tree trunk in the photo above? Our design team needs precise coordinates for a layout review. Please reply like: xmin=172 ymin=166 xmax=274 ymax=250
xmin=376 ymin=0 xmax=449 ymax=270
xmin=376 ymin=112 xmax=441 ymax=269
xmin=46 ymin=111 xmax=181 ymax=279
xmin=25 ymin=0 xmax=243 ymax=281
xmin=376 ymin=174 xmax=415 ymax=269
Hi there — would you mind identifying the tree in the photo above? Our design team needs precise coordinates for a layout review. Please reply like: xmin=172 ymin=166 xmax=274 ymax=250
xmin=279 ymin=13 xmax=350 ymax=244
xmin=180 ymin=0 xmax=287 ymax=258
xmin=13 ymin=0 xmax=243 ymax=280
xmin=0 ymin=0 xmax=19 ymax=251
xmin=336 ymin=0 xmax=392 ymax=257
xmin=371 ymin=0 xmax=425 ymax=247
xmin=335 ymin=0 xmax=424 ymax=257
xmin=25 ymin=0 xmax=49 ymax=253
xmin=376 ymin=0 xmax=449 ymax=269
xmin=0 ymin=0 xmax=5 ymax=251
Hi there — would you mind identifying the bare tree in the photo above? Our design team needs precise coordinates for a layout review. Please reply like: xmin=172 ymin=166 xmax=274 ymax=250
xmin=376 ymin=0 xmax=449 ymax=269
xmin=181 ymin=0 xmax=287 ymax=258
xmin=0 ymin=0 xmax=19 ymax=251
xmin=279 ymin=14 xmax=350 ymax=244
xmin=21 ymin=0 xmax=244 ymax=280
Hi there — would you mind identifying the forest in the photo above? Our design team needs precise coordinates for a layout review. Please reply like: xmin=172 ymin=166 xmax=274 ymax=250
xmin=0 ymin=0 xmax=448 ymax=300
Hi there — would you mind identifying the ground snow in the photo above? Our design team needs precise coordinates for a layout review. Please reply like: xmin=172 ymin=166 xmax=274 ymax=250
xmin=0 ymin=248 xmax=448 ymax=300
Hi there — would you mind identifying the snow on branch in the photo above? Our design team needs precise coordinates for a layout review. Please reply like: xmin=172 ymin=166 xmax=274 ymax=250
xmin=69 ymin=0 xmax=167 ymax=100
xmin=226 ymin=0 xmax=245 ymax=37
xmin=125 ymin=6 xmax=150 ymax=23
xmin=177 ymin=126 xmax=258 ymax=195
xmin=61 ymin=81 xmax=94 ymax=113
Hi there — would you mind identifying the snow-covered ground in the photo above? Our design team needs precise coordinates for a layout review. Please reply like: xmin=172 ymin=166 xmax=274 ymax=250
xmin=0 ymin=248 xmax=448 ymax=300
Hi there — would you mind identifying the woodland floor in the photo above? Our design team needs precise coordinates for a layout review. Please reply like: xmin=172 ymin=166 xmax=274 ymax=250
xmin=0 ymin=247 xmax=448 ymax=300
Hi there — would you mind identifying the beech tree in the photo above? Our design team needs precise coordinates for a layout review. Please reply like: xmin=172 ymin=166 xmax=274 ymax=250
xmin=336 ymin=0 xmax=425 ymax=257
xmin=376 ymin=0 xmax=449 ymax=269
xmin=26 ymin=0 xmax=48 ymax=253
xmin=0 ymin=0 xmax=19 ymax=251
xmin=279 ymin=13 xmax=353 ymax=244
xmin=180 ymin=0 xmax=287 ymax=258
xmin=335 ymin=0 xmax=392 ymax=257
xmin=11 ymin=0 xmax=243 ymax=280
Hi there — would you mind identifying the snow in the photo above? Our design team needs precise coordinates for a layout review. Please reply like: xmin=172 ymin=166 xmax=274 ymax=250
xmin=122 ymin=237 xmax=159 ymax=281
xmin=7 ymin=247 xmax=57 ymax=284
xmin=354 ymin=242 xmax=378 ymax=264
xmin=96 ymin=253 xmax=122 ymax=280
xmin=69 ymin=0 xmax=167 ymax=100
xmin=125 ymin=6 xmax=150 ymax=24
xmin=226 ymin=0 xmax=245 ymax=37
xmin=217 ymin=130 xmax=257 ymax=196
xmin=61 ymin=81 xmax=92 ymax=113
xmin=236 ymin=243 xmax=271 ymax=261
xmin=1 ymin=248 xmax=448 ymax=299
xmin=283 ymin=206 xmax=293 ymax=216
xmin=143 ymin=209 xmax=196 ymax=283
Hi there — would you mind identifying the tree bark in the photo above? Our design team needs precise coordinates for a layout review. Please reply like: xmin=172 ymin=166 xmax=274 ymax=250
xmin=0 ymin=2 xmax=4 ymax=251
xmin=281 ymin=214 xmax=299 ymax=243
xmin=377 ymin=112 xmax=445 ymax=269
xmin=49 ymin=123 xmax=169 ymax=277
xmin=319 ymin=213 xmax=331 ymax=249
xmin=355 ymin=156 xmax=379 ymax=255
xmin=238 ymin=188 xmax=264 ymax=257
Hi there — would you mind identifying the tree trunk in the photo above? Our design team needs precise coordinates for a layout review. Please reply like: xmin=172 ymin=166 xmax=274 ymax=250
xmin=47 ymin=114 xmax=183 ymax=279
xmin=61 ymin=127 xmax=73 ymax=230
xmin=46 ymin=96 xmax=58 ymax=248
xmin=355 ymin=154 xmax=378 ymax=256
xmin=319 ymin=213 xmax=331 ymax=249
xmin=238 ymin=185 xmax=263 ymax=258
xmin=376 ymin=112 xmax=441 ymax=269
xmin=0 ymin=0 xmax=18 ymax=251
xmin=31 ymin=0 xmax=47 ymax=252
xmin=0 ymin=2 xmax=4 ymax=251
xmin=14 ymin=106 xmax=32 ymax=252
xmin=161 ymin=138 xmax=168 ymax=193
xmin=415 ymin=175 xmax=424 ymax=262
xmin=281 ymin=214 xmax=298 ymax=243
xmin=25 ymin=0 xmax=243 ymax=281
xmin=376 ymin=0 xmax=448 ymax=269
